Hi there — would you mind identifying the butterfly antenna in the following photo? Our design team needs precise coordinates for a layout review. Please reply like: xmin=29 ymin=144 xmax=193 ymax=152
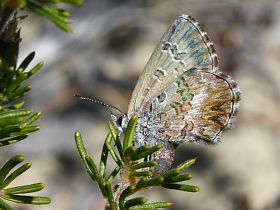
xmin=73 ymin=94 xmax=123 ymax=116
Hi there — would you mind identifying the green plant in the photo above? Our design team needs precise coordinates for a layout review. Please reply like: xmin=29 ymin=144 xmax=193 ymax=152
xmin=0 ymin=0 xmax=82 ymax=209
xmin=0 ymin=155 xmax=50 ymax=209
xmin=1 ymin=0 xmax=83 ymax=33
xmin=75 ymin=116 xmax=199 ymax=210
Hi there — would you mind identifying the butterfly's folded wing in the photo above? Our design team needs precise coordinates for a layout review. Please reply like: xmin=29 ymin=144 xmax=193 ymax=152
xmin=128 ymin=15 xmax=219 ymax=115
xmin=149 ymin=69 xmax=240 ymax=143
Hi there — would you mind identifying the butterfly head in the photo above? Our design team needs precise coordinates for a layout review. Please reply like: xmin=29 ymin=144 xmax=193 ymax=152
xmin=110 ymin=113 xmax=129 ymax=135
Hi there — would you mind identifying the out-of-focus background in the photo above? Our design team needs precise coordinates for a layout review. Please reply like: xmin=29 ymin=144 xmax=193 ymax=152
xmin=2 ymin=0 xmax=280 ymax=209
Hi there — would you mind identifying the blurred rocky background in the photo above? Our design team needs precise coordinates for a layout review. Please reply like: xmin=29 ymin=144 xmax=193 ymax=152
xmin=1 ymin=0 xmax=280 ymax=209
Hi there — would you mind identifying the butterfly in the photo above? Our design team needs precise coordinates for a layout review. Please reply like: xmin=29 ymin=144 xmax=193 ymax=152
xmin=81 ymin=15 xmax=240 ymax=172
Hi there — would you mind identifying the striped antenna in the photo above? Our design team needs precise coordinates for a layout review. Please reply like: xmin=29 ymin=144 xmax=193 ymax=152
xmin=73 ymin=94 xmax=123 ymax=116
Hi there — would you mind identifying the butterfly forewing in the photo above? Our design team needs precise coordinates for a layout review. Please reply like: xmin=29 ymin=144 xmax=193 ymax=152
xmin=128 ymin=15 xmax=219 ymax=115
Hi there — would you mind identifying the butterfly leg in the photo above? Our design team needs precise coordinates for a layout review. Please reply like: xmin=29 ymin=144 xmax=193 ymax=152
xmin=153 ymin=141 xmax=175 ymax=175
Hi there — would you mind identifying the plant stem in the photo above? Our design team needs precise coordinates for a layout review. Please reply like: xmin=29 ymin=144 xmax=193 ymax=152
xmin=0 ymin=0 xmax=18 ymax=34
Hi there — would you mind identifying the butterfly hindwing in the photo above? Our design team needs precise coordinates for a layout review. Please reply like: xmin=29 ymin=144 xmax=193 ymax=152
xmin=146 ymin=68 xmax=240 ymax=143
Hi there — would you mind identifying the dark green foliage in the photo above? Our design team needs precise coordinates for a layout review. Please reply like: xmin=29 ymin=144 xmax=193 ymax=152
xmin=75 ymin=116 xmax=199 ymax=210
xmin=0 ymin=13 xmax=41 ymax=147
xmin=19 ymin=0 xmax=82 ymax=32
xmin=0 ymin=0 xmax=81 ymax=146
xmin=0 ymin=156 xmax=51 ymax=209
xmin=0 ymin=0 xmax=82 ymax=208
xmin=0 ymin=0 xmax=82 ymax=33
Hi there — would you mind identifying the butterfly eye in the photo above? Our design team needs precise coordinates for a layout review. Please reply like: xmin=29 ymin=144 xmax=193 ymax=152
xmin=117 ymin=116 xmax=123 ymax=126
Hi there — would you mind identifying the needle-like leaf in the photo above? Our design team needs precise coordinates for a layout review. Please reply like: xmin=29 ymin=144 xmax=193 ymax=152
xmin=4 ymin=183 xmax=45 ymax=194
xmin=0 ymin=163 xmax=31 ymax=189
xmin=1 ymin=194 xmax=51 ymax=205
xmin=0 ymin=155 xmax=24 ymax=184
xmin=123 ymin=115 xmax=137 ymax=152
